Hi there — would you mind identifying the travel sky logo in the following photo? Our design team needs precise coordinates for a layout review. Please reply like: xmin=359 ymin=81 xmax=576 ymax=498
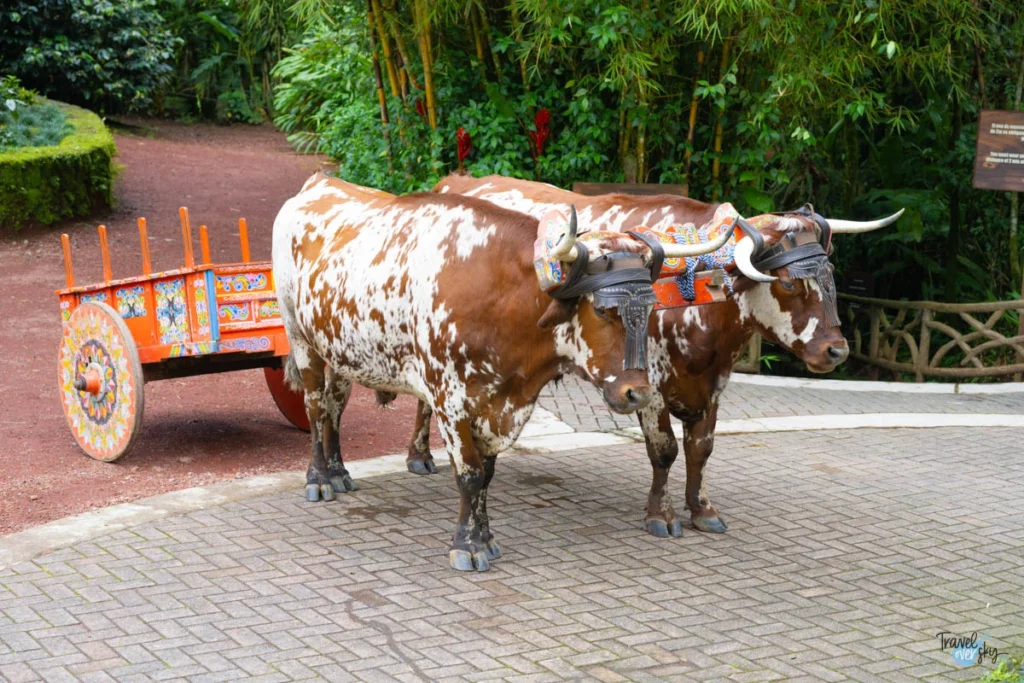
xmin=937 ymin=632 xmax=1003 ymax=667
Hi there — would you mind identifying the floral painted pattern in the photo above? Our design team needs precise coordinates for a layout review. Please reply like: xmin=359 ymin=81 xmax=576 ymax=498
xmin=80 ymin=292 xmax=108 ymax=304
xmin=193 ymin=280 xmax=210 ymax=336
xmin=220 ymin=336 xmax=271 ymax=352
xmin=115 ymin=286 xmax=146 ymax=319
xmin=155 ymin=278 xmax=189 ymax=344
xmin=218 ymin=303 xmax=250 ymax=322
xmin=258 ymin=299 xmax=280 ymax=319
xmin=59 ymin=305 xmax=138 ymax=459
xmin=217 ymin=273 xmax=268 ymax=293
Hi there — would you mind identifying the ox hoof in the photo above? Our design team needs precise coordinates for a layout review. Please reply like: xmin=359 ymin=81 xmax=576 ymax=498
xmin=449 ymin=549 xmax=490 ymax=572
xmin=407 ymin=457 xmax=438 ymax=475
xmin=644 ymin=518 xmax=683 ymax=538
xmin=305 ymin=483 xmax=336 ymax=502
xmin=692 ymin=515 xmax=728 ymax=534
xmin=330 ymin=473 xmax=359 ymax=493
xmin=484 ymin=539 xmax=502 ymax=561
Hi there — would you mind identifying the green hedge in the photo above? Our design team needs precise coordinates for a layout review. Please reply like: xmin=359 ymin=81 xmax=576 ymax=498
xmin=0 ymin=100 xmax=116 ymax=231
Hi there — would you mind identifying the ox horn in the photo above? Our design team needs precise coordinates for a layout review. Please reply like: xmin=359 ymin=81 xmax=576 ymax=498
xmin=824 ymin=208 xmax=905 ymax=233
xmin=661 ymin=221 xmax=737 ymax=259
xmin=550 ymin=205 xmax=580 ymax=261
xmin=733 ymin=236 xmax=777 ymax=283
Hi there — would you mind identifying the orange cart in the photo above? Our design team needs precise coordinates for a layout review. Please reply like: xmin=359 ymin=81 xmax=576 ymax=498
xmin=55 ymin=208 xmax=309 ymax=462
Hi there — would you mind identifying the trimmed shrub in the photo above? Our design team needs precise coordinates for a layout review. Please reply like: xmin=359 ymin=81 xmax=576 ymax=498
xmin=0 ymin=100 xmax=116 ymax=231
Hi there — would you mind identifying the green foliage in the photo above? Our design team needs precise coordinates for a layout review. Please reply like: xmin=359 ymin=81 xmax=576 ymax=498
xmin=0 ymin=0 xmax=179 ymax=113
xmin=980 ymin=657 xmax=1022 ymax=683
xmin=0 ymin=99 xmax=73 ymax=151
xmin=0 ymin=100 xmax=116 ymax=231
xmin=156 ymin=0 xmax=297 ymax=121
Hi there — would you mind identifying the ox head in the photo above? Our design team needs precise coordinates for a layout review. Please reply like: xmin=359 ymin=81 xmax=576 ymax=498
xmin=729 ymin=205 xmax=903 ymax=373
xmin=536 ymin=207 xmax=734 ymax=411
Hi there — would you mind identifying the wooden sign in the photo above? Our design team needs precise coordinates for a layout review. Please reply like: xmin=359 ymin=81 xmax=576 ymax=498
xmin=572 ymin=182 xmax=688 ymax=197
xmin=973 ymin=110 xmax=1024 ymax=192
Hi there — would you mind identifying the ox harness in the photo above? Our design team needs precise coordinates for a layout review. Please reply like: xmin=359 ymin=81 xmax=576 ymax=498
xmin=548 ymin=243 xmax=659 ymax=371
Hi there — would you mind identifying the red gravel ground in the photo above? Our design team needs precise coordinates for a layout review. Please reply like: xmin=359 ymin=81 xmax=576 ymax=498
xmin=0 ymin=120 xmax=440 ymax=535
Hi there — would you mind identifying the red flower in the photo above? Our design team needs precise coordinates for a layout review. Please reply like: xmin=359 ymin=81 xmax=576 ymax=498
xmin=415 ymin=98 xmax=426 ymax=119
xmin=457 ymin=127 xmax=472 ymax=168
xmin=528 ymin=108 xmax=551 ymax=159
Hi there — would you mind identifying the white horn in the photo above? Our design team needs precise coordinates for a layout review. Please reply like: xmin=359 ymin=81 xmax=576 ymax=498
xmin=825 ymin=208 xmax=904 ymax=233
xmin=734 ymin=236 xmax=776 ymax=282
xmin=550 ymin=204 xmax=580 ymax=261
xmin=662 ymin=221 xmax=736 ymax=259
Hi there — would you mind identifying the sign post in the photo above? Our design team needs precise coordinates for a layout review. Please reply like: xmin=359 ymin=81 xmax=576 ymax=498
xmin=973 ymin=110 xmax=1024 ymax=192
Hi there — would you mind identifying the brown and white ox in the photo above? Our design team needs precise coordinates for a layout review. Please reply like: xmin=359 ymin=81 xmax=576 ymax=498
xmin=399 ymin=173 xmax=902 ymax=538
xmin=272 ymin=173 xmax=728 ymax=571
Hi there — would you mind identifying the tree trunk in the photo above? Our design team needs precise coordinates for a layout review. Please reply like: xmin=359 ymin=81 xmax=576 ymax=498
xmin=1009 ymin=48 xmax=1024 ymax=288
xmin=943 ymin=97 xmax=962 ymax=303
xmin=683 ymin=46 xmax=705 ymax=192
xmin=510 ymin=3 xmax=529 ymax=90
xmin=367 ymin=1 xmax=393 ymax=170
xmin=711 ymin=38 xmax=732 ymax=201
xmin=476 ymin=3 xmax=502 ymax=83
xmin=470 ymin=4 xmax=488 ymax=83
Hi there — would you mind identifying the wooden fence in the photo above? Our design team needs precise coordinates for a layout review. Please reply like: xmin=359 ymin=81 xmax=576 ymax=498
xmin=840 ymin=293 xmax=1024 ymax=381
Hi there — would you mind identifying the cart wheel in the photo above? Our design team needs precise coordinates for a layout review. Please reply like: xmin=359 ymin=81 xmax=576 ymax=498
xmin=264 ymin=366 xmax=310 ymax=432
xmin=58 ymin=302 xmax=145 ymax=462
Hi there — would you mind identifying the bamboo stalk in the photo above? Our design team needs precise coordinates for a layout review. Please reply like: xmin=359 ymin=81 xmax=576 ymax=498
xmin=368 ymin=1 xmax=395 ymax=168
xmin=382 ymin=1 xmax=420 ymax=92
xmin=510 ymin=2 xmax=528 ymax=89
xmin=637 ymin=81 xmax=647 ymax=182
xmin=470 ymin=4 xmax=488 ymax=82
xmin=683 ymin=46 xmax=705 ymax=190
xmin=370 ymin=0 xmax=401 ymax=99
xmin=415 ymin=0 xmax=438 ymax=129
xmin=476 ymin=2 xmax=502 ymax=82
xmin=711 ymin=38 xmax=732 ymax=201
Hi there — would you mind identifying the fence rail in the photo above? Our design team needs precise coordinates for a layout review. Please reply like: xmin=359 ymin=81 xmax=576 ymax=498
xmin=840 ymin=293 xmax=1024 ymax=381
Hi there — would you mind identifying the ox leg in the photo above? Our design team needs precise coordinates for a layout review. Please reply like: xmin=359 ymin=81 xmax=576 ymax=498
xmin=439 ymin=416 xmax=492 ymax=572
xmin=297 ymin=355 xmax=335 ymax=503
xmin=322 ymin=371 xmax=358 ymax=495
xmin=638 ymin=402 xmax=684 ymax=538
xmin=477 ymin=455 xmax=501 ymax=560
xmin=680 ymin=403 xmax=727 ymax=533
xmin=406 ymin=400 xmax=438 ymax=475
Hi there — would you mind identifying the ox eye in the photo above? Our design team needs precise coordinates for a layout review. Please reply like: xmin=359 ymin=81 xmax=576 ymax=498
xmin=594 ymin=307 xmax=611 ymax=321
xmin=780 ymin=280 xmax=796 ymax=292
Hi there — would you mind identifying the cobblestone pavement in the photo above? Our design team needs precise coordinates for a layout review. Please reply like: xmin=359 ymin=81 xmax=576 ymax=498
xmin=537 ymin=374 xmax=1024 ymax=433
xmin=3 ymin=423 xmax=1023 ymax=682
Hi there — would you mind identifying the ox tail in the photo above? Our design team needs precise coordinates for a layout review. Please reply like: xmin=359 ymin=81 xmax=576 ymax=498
xmin=283 ymin=354 xmax=304 ymax=393
xmin=374 ymin=390 xmax=397 ymax=407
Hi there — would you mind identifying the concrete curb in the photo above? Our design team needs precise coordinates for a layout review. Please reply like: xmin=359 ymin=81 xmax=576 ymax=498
xmin=731 ymin=372 xmax=1024 ymax=394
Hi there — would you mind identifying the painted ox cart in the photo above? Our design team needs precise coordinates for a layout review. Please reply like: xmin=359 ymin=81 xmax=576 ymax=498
xmin=56 ymin=208 xmax=309 ymax=462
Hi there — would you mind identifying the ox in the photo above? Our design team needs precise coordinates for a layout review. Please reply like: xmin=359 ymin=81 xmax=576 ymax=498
xmin=402 ymin=173 xmax=902 ymax=538
xmin=272 ymin=173 xmax=729 ymax=570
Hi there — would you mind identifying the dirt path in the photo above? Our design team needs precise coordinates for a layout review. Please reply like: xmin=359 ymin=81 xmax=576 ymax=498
xmin=0 ymin=120 xmax=439 ymax=535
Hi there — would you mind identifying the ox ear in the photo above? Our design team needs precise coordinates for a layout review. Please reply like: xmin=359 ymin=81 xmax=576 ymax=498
xmin=538 ymin=298 xmax=577 ymax=329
